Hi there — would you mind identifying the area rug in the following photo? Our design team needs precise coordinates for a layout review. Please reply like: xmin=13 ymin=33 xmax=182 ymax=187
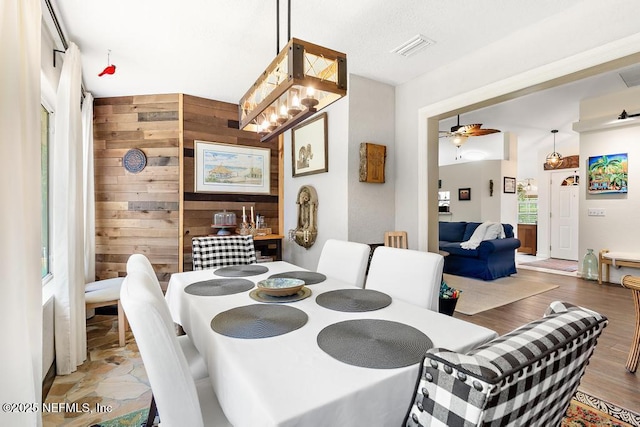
xmin=90 ymin=391 xmax=639 ymax=427
xmin=444 ymin=273 xmax=559 ymax=315
xmin=563 ymin=391 xmax=640 ymax=427
xmin=90 ymin=408 xmax=149 ymax=427
xmin=519 ymin=257 xmax=579 ymax=272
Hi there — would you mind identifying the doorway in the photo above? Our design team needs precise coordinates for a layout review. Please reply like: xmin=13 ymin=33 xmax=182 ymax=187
xmin=549 ymin=171 xmax=580 ymax=261
xmin=419 ymin=46 xmax=640 ymax=253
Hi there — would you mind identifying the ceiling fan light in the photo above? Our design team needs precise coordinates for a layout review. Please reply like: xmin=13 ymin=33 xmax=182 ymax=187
xmin=451 ymin=134 xmax=468 ymax=147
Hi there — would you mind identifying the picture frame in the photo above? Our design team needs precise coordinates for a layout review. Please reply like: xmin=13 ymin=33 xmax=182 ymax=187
xmin=194 ymin=140 xmax=270 ymax=194
xmin=588 ymin=153 xmax=628 ymax=194
xmin=292 ymin=112 xmax=328 ymax=177
xmin=458 ymin=188 xmax=471 ymax=201
xmin=503 ymin=176 xmax=516 ymax=194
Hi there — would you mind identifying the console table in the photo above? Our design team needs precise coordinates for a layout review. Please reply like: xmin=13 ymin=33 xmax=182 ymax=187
xmin=253 ymin=234 xmax=284 ymax=261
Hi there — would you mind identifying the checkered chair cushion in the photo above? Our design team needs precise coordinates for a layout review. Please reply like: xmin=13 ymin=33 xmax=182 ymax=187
xmin=192 ymin=236 xmax=257 ymax=270
xmin=404 ymin=301 xmax=608 ymax=427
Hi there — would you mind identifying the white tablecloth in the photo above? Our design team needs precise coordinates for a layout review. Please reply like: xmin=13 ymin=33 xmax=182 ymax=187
xmin=166 ymin=261 xmax=497 ymax=427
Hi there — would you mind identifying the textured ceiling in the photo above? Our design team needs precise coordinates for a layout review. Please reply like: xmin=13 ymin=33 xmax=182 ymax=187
xmin=51 ymin=0 xmax=577 ymax=103
xmin=49 ymin=0 xmax=639 ymax=180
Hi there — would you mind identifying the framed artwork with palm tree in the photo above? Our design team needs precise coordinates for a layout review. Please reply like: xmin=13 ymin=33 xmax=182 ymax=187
xmin=588 ymin=153 xmax=628 ymax=194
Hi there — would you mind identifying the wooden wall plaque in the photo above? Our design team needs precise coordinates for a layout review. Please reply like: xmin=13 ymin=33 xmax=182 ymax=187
xmin=359 ymin=142 xmax=386 ymax=183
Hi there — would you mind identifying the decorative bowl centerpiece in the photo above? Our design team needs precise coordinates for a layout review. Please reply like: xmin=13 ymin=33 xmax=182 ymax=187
xmin=257 ymin=278 xmax=305 ymax=297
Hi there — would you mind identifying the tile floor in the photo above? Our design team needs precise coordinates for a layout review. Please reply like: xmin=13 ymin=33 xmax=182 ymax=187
xmin=42 ymin=314 xmax=151 ymax=427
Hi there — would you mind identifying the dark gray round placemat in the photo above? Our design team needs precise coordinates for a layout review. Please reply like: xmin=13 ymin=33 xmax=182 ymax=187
xmin=249 ymin=287 xmax=312 ymax=304
xmin=211 ymin=304 xmax=308 ymax=339
xmin=268 ymin=271 xmax=326 ymax=284
xmin=184 ymin=279 xmax=254 ymax=296
xmin=316 ymin=289 xmax=392 ymax=312
xmin=317 ymin=319 xmax=432 ymax=369
xmin=214 ymin=264 xmax=269 ymax=277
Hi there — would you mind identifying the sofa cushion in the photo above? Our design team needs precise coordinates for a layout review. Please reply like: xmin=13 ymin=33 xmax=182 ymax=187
xmin=462 ymin=223 xmax=480 ymax=242
xmin=439 ymin=221 xmax=467 ymax=243
xmin=502 ymin=224 xmax=514 ymax=238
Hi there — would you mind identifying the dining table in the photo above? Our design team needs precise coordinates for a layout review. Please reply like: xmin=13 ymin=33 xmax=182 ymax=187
xmin=165 ymin=261 xmax=498 ymax=427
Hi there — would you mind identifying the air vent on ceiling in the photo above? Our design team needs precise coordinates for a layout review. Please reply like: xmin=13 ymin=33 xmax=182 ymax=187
xmin=619 ymin=66 xmax=640 ymax=88
xmin=390 ymin=34 xmax=435 ymax=57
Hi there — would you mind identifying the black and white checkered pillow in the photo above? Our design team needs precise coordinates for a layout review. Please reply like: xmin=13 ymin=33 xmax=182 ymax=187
xmin=192 ymin=236 xmax=257 ymax=270
xmin=404 ymin=301 xmax=608 ymax=426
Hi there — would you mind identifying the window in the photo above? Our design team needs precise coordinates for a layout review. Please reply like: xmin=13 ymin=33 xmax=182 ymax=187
xmin=518 ymin=197 xmax=538 ymax=224
xmin=41 ymin=105 xmax=50 ymax=278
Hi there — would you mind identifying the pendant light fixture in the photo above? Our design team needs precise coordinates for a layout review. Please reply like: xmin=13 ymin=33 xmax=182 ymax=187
xmin=239 ymin=0 xmax=347 ymax=142
xmin=545 ymin=129 xmax=563 ymax=169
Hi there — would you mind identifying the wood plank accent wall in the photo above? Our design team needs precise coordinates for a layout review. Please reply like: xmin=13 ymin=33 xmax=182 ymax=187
xmin=181 ymin=94 xmax=281 ymax=271
xmin=93 ymin=93 xmax=282 ymax=281
xmin=93 ymin=94 xmax=180 ymax=287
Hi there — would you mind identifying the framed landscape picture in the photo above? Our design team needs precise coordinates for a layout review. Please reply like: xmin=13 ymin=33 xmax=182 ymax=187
xmin=194 ymin=141 xmax=270 ymax=194
xmin=588 ymin=153 xmax=628 ymax=194
xmin=292 ymin=113 xmax=328 ymax=177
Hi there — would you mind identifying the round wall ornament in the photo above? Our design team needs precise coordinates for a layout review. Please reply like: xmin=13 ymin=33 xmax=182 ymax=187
xmin=123 ymin=148 xmax=147 ymax=173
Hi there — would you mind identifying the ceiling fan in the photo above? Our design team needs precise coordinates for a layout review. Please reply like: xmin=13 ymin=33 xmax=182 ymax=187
xmin=439 ymin=115 xmax=501 ymax=145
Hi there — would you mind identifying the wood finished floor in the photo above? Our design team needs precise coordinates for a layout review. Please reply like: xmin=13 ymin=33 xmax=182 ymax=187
xmin=43 ymin=267 xmax=640 ymax=425
xmin=455 ymin=268 xmax=640 ymax=413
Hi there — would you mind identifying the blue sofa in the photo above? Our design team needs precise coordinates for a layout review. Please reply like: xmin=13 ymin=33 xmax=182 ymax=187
xmin=439 ymin=221 xmax=521 ymax=280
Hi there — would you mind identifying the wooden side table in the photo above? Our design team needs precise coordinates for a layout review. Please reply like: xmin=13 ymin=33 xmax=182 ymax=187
xmin=621 ymin=275 xmax=640 ymax=373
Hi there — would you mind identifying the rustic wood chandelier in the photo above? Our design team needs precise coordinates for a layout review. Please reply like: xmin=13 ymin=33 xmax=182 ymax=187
xmin=239 ymin=0 xmax=347 ymax=142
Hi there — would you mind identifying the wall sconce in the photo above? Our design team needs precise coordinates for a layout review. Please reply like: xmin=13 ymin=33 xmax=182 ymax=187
xmin=239 ymin=38 xmax=347 ymax=142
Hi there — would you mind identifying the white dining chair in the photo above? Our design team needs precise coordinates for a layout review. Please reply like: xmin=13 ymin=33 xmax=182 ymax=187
xmin=125 ymin=254 xmax=208 ymax=381
xmin=121 ymin=270 xmax=231 ymax=427
xmin=365 ymin=246 xmax=444 ymax=312
xmin=316 ymin=239 xmax=372 ymax=288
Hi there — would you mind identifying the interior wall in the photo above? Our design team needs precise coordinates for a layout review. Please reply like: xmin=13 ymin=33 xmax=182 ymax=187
xmin=438 ymin=159 xmax=513 ymax=224
xmin=347 ymin=75 xmax=395 ymax=245
xmin=438 ymin=162 xmax=483 ymax=222
xmin=93 ymin=94 xmax=181 ymax=287
xmin=283 ymin=98 xmax=349 ymax=270
xmin=395 ymin=2 xmax=640 ymax=251
xmin=576 ymin=86 xmax=640 ymax=283
xmin=499 ymin=133 xmax=518 ymax=229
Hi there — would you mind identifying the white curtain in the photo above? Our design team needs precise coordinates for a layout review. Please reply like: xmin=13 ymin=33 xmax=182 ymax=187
xmin=82 ymin=93 xmax=96 ymax=282
xmin=0 ymin=0 xmax=43 ymax=425
xmin=53 ymin=42 xmax=87 ymax=374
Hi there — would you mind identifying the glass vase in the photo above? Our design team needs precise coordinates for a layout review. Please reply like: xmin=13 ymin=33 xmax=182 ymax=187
xmin=582 ymin=248 xmax=598 ymax=281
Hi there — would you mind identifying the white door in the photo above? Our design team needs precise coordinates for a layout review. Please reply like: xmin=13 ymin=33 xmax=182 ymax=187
xmin=550 ymin=171 xmax=579 ymax=260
